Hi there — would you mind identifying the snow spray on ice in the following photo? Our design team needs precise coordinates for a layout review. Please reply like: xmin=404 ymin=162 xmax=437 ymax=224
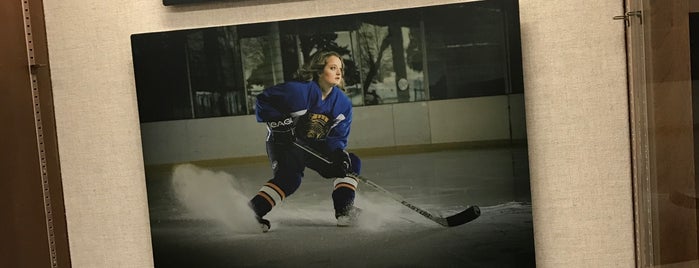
xmin=171 ymin=164 xmax=259 ymax=233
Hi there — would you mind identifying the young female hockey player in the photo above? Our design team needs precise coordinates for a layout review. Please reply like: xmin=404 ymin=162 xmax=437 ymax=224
xmin=249 ymin=51 xmax=361 ymax=232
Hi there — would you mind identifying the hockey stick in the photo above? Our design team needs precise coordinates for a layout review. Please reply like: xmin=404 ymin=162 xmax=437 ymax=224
xmin=292 ymin=141 xmax=480 ymax=227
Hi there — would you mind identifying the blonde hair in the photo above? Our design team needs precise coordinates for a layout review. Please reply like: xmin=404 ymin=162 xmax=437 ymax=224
xmin=295 ymin=51 xmax=346 ymax=91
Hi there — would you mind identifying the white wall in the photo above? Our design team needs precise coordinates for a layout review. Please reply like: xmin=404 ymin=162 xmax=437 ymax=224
xmin=140 ymin=95 xmax=524 ymax=165
xmin=42 ymin=0 xmax=634 ymax=267
xmin=140 ymin=115 xmax=267 ymax=164
xmin=429 ymin=97 xmax=511 ymax=143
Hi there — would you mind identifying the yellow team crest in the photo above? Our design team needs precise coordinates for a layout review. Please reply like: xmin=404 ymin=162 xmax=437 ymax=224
xmin=304 ymin=113 xmax=330 ymax=139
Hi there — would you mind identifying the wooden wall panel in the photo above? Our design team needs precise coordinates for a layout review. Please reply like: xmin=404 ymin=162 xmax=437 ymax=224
xmin=646 ymin=0 xmax=699 ymax=264
xmin=0 ymin=0 xmax=69 ymax=267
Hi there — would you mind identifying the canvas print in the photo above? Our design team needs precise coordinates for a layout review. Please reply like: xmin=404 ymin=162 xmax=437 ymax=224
xmin=131 ymin=0 xmax=533 ymax=266
xmin=163 ymin=0 xmax=224 ymax=6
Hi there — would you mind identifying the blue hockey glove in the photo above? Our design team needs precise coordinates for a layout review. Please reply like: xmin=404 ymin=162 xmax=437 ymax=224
xmin=330 ymin=149 xmax=352 ymax=177
xmin=267 ymin=117 xmax=295 ymax=145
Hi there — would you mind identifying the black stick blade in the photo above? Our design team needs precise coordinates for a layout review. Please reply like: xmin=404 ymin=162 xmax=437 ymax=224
xmin=445 ymin=205 xmax=481 ymax=227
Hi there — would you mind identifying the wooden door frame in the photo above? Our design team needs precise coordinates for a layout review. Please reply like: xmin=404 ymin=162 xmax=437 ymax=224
xmin=0 ymin=0 xmax=70 ymax=267
xmin=628 ymin=0 xmax=699 ymax=266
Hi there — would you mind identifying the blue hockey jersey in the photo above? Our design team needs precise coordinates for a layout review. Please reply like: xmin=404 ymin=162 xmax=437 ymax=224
xmin=255 ymin=81 xmax=353 ymax=151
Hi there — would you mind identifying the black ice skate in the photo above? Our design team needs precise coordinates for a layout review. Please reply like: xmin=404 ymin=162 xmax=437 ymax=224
xmin=335 ymin=206 xmax=362 ymax=227
xmin=257 ymin=216 xmax=270 ymax=233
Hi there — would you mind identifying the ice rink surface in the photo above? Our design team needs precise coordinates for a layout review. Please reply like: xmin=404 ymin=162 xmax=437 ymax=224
xmin=145 ymin=146 xmax=535 ymax=267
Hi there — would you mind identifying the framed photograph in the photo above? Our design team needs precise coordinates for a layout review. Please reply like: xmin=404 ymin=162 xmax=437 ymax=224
xmin=163 ymin=0 xmax=224 ymax=6
xmin=131 ymin=0 xmax=533 ymax=266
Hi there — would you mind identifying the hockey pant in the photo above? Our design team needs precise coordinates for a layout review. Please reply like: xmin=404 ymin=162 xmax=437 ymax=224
xmin=249 ymin=142 xmax=361 ymax=218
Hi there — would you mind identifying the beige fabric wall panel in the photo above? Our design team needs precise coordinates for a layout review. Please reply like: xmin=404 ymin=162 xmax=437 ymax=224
xmin=519 ymin=0 xmax=635 ymax=267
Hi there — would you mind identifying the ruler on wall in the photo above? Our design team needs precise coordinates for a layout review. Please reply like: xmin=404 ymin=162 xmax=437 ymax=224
xmin=21 ymin=0 xmax=58 ymax=267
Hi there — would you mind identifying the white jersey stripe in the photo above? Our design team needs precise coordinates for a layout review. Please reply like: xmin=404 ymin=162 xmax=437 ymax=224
xmin=290 ymin=109 xmax=308 ymax=117
xmin=329 ymin=114 xmax=346 ymax=129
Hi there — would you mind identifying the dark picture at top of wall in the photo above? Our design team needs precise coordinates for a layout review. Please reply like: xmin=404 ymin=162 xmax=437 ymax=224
xmin=131 ymin=1 xmax=533 ymax=267
xmin=163 ymin=0 xmax=223 ymax=6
